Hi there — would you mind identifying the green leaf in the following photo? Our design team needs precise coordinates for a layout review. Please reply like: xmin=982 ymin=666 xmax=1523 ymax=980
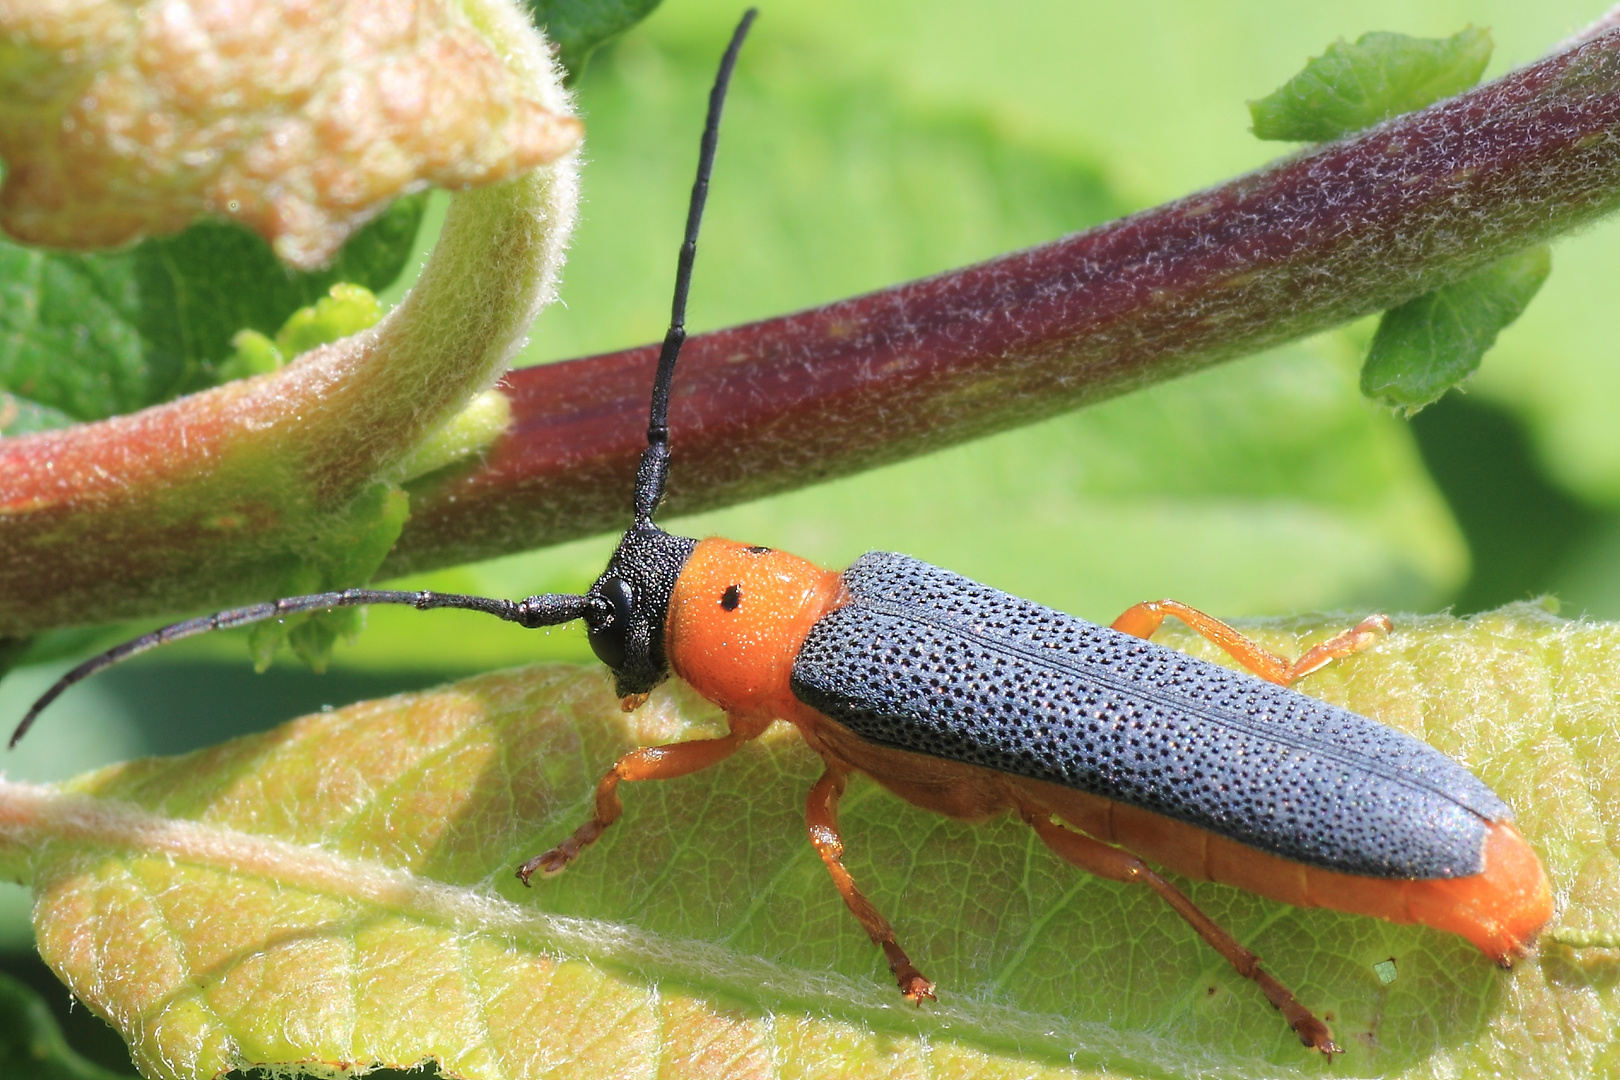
xmin=522 ymin=0 xmax=665 ymax=81
xmin=1249 ymin=27 xmax=1492 ymax=142
xmin=0 ymin=194 xmax=426 ymax=423
xmin=2 ymin=607 xmax=1605 ymax=1077
xmin=1362 ymin=247 xmax=1552 ymax=413
xmin=0 ymin=971 xmax=134 ymax=1080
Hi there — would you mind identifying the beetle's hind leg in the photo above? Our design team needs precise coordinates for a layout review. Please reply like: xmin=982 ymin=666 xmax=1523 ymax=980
xmin=1111 ymin=599 xmax=1390 ymax=686
xmin=806 ymin=766 xmax=936 ymax=1003
xmin=1021 ymin=807 xmax=1340 ymax=1057
xmin=517 ymin=716 xmax=769 ymax=883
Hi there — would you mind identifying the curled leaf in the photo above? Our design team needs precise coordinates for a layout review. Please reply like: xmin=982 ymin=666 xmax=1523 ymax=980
xmin=0 ymin=0 xmax=581 ymax=637
xmin=0 ymin=0 xmax=582 ymax=267
xmin=0 ymin=608 xmax=1609 ymax=1078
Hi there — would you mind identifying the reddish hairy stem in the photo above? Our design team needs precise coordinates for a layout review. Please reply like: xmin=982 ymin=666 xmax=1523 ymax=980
xmin=385 ymin=29 xmax=1620 ymax=578
xmin=8 ymin=31 xmax=1620 ymax=633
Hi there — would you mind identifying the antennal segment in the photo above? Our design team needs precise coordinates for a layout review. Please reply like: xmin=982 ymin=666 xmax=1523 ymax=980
xmin=9 ymin=589 xmax=590 ymax=748
xmin=635 ymin=7 xmax=758 ymax=522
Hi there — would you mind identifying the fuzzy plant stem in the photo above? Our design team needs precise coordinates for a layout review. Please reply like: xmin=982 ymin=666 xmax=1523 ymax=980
xmin=6 ymin=29 xmax=1620 ymax=633
xmin=386 ymin=28 xmax=1620 ymax=578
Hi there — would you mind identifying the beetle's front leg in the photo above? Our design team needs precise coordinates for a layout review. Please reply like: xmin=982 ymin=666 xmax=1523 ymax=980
xmin=518 ymin=715 xmax=769 ymax=883
xmin=805 ymin=766 xmax=936 ymax=1003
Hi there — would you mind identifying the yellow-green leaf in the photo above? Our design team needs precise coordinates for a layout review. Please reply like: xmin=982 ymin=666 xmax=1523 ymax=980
xmin=2 ymin=607 xmax=1608 ymax=1078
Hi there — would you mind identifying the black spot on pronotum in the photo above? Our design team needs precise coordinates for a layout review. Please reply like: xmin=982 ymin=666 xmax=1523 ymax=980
xmin=721 ymin=585 xmax=742 ymax=611
xmin=747 ymin=545 xmax=771 ymax=554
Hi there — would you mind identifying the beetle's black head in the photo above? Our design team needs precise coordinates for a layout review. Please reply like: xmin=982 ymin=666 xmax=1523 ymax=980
xmin=584 ymin=520 xmax=697 ymax=697
xmin=578 ymin=11 xmax=755 ymax=698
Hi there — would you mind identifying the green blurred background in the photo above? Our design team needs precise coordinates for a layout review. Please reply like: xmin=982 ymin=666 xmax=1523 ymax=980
xmin=5 ymin=1 xmax=1619 ymax=1070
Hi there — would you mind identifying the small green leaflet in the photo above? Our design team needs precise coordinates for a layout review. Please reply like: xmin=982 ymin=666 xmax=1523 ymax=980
xmin=0 ymin=194 xmax=426 ymax=425
xmin=522 ymin=0 xmax=665 ymax=81
xmin=216 ymin=283 xmax=386 ymax=381
xmin=1362 ymin=247 xmax=1552 ymax=412
xmin=1250 ymin=26 xmax=1549 ymax=409
xmin=1249 ymin=27 xmax=1492 ymax=142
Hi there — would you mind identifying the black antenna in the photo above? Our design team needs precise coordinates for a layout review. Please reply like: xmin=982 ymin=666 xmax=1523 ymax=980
xmin=10 ymin=12 xmax=762 ymax=748
xmin=8 ymin=589 xmax=589 ymax=748
xmin=634 ymin=8 xmax=757 ymax=522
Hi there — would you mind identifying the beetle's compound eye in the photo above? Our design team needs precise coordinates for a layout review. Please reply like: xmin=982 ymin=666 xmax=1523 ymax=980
xmin=586 ymin=575 xmax=635 ymax=671
xmin=720 ymin=584 xmax=742 ymax=611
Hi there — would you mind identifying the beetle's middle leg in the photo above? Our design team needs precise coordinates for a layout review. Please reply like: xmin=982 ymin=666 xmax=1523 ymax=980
xmin=806 ymin=766 xmax=936 ymax=1003
xmin=1110 ymin=599 xmax=1391 ymax=686
xmin=518 ymin=716 xmax=769 ymax=883
xmin=1020 ymin=807 xmax=1340 ymax=1056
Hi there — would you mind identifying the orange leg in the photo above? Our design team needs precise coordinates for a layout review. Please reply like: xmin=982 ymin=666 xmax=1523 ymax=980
xmin=517 ymin=718 xmax=767 ymax=884
xmin=1111 ymin=599 xmax=1391 ymax=686
xmin=1021 ymin=808 xmax=1339 ymax=1056
xmin=806 ymin=767 xmax=936 ymax=1003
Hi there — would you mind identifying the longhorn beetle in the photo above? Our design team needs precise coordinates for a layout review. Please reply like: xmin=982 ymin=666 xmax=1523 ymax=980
xmin=12 ymin=10 xmax=1553 ymax=1055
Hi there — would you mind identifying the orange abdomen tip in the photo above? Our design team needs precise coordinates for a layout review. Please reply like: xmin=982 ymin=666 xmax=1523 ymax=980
xmin=1405 ymin=821 xmax=1553 ymax=964
xmin=1064 ymin=786 xmax=1553 ymax=961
